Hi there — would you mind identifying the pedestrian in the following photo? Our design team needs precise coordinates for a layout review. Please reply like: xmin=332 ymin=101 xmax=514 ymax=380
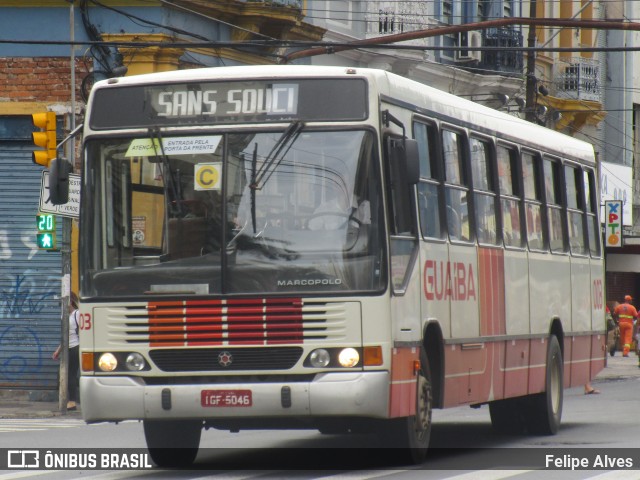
xmin=613 ymin=295 xmax=638 ymax=357
xmin=584 ymin=382 xmax=600 ymax=395
xmin=52 ymin=292 xmax=80 ymax=410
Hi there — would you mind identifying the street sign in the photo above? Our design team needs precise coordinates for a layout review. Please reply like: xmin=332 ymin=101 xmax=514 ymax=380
xmin=605 ymin=200 xmax=623 ymax=247
xmin=39 ymin=171 xmax=80 ymax=218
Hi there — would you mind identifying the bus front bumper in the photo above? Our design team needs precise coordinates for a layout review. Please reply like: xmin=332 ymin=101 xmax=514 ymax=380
xmin=80 ymin=371 xmax=390 ymax=423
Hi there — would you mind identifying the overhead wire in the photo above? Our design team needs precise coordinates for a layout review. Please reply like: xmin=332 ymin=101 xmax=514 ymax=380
xmin=21 ymin=1 xmax=640 ymax=156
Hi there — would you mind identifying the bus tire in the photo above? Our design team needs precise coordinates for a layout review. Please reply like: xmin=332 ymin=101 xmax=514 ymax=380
xmin=525 ymin=335 xmax=563 ymax=435
xmin=144 ymin=419 xmax=202 ymax=468
xmin=385 ymin=350 xmax=432 ymax=464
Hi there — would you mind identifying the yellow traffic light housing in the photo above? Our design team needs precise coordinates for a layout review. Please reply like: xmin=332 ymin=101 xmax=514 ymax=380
xmin=32 ymin=112 xmax=57 ymax=167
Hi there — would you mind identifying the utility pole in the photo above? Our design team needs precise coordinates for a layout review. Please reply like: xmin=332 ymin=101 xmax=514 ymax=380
xmin=59 ymin=0 xmax=76 ymax=414
xmin=525 ymin=0 xmax=538 ymax=122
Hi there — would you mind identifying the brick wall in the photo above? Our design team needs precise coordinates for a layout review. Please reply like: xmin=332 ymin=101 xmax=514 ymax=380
xmin=0 ymin=57 xmax=85 ymax=103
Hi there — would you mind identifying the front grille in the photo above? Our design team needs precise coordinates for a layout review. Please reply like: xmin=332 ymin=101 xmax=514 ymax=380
xmin=149 ymin=346 xmax=303 ymax=372
xmin=103 ymin=298 xmax=352 ymax=347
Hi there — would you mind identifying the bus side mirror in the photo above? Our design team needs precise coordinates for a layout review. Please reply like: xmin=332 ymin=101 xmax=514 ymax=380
xmin=403 ymin=139 xmax=420 ymax=185
xmin=49 ymin=158 xmax=71 ymax=205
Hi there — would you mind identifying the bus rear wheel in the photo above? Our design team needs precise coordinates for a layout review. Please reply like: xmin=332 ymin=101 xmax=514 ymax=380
xmin=525 ymin=335 xmax=563 ymax=435
xmin=384 ymin=351 xmax=432 ymax=464
xmin=144 ymin=419 xmax=202 ymax=468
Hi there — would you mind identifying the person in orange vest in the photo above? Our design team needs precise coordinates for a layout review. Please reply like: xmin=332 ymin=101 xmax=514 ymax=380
xmin=613 ymin=295 xmax=638 ymax=357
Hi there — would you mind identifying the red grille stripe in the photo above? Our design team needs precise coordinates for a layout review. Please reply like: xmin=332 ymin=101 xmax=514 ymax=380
xmin=146 ymin=298 xmax=304 ymax=346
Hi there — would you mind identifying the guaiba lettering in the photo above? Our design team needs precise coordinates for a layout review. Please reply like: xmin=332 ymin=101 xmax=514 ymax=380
xmin=423 ymin=259 xmax=476 ymax=301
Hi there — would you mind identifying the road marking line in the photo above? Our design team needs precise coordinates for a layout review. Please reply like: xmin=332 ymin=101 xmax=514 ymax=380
xmin=0 ymin=471 xmax=61 ymax=479
xmin=585 ymin=471 xmax=640 ymax=480
xmin=437 ymin=471 xmax=529 ymax=480
xmin=313 ymin=470 xmax=408 ymax=480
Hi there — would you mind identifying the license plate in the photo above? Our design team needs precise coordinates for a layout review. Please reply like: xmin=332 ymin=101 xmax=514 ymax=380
xmin=201 ymin=389 xmax=252 ymax=407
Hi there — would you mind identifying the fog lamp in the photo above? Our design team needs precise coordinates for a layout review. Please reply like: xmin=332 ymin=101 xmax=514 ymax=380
xmin=125 ymin=353 xmax=146 ymax=371
xmin=309 ymin=349 xmax=331 ymax=368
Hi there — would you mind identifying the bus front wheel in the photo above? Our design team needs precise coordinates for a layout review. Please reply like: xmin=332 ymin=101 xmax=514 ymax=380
xmin=384 ymin=350 xmax=432 ymax=464
xmin=144 ymin=419 xmax=202 ymax=468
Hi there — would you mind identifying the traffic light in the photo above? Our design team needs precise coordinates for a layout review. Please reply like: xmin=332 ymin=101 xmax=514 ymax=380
xmin=32 ymin=112 xmax=57 ymax=167
xmin=36 ymin=214 xmax=57 ymax=250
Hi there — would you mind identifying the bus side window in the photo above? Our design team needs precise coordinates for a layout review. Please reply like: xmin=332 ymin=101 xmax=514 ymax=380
xmin=414 ymin=121 xmax=441 ymax=239
xmin=543 ymin=157 xmax=566 ymax=253
xmin=470 ymin=137 xmax=497 ymax=245
xmin=442 ymin=128 xmax=470 ymax=242
xmin=565 ymin=164 xmax=586 ymax=255
xmin=497 ymin=145 xmax=523 ymax=248
xmin=522 ymin=151 xmax=545 ymax=251
xmin=583 ymin=169 xmax=601 ymax=257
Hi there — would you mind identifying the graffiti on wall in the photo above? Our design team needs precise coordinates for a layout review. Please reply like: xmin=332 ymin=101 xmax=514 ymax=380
xmin=0 ymin=268 xmax=59 ymax=384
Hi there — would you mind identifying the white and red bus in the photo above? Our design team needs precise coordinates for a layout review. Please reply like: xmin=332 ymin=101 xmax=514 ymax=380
xmin=73 ymin=65 xmax=605 ymax=466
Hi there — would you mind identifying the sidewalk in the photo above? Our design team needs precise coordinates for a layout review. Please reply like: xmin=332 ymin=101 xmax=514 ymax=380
xmin=0 ymin=390 xmax=81 ymax=419
xmin=596 ymin=351 xmax=640 ymax=381
xmin=0 ymin=353 xmax=636 ymax=419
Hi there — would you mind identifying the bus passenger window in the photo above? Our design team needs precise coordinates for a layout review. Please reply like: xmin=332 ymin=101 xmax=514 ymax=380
xmin=442 ymin=129 xmax=470 ymax=242
xmin=497 ymin=146 xmax=523 ymax=248
xmin=418 ymin=183 xmax=441 ymax=238
xmin=565 ymin=164 xmax=586 ymax=255
xmin=584 ymin=169 xmax=601 ymax=256
xmin=522 ymin=152 xmax=545 ymax=250
xmin=470 ymin=138 xmax=497 ymax=245
xmin=544 ymin=158 xmax=566 ymax=253
xmin=413 ymin=121 xmax=441 ymax=239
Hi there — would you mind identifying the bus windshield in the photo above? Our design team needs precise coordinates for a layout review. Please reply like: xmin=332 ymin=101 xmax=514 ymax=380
xmin=81 ymin=128 xmax=385 ymax=298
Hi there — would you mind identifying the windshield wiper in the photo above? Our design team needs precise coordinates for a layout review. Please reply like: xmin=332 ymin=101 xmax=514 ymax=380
xmin=148 ymin=127 xmax=184 ymax=217
xmin=251 ymin=121 xmax=304 ymax=190
xmin=246 ymin=121 xmax=304 ymax=235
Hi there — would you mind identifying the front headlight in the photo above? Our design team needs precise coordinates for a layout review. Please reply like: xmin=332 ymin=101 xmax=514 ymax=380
xmin=304 ymin=347 xmax=368 ymax=368
xmin=92 ymin=352 xmax=150 ymax=372
xmin=338 ymin=348 xmax=360 ymax=368
xmin=98 ymin=353 xmax=118 ymax=372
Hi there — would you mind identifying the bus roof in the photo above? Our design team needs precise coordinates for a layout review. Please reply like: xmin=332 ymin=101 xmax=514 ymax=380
xmin=90 ymin=65 xmax=595 ymax=165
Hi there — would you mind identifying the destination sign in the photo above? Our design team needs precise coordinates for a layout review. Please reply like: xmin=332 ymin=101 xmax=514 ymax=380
xmin=89 ymin=78 xmax=368 ymax=129
xmin=156 ymin=84 xmax=298 ymax=118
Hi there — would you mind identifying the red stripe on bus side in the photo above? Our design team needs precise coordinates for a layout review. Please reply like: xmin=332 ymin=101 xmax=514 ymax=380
xmin=566 ymin=335 xmax=598 ymax=388
xmin=590 ymin=334 xmax=606 ymax=383
xmin=441 ymin=333 xmax=604 ymax=407
xmin=478 ymin=248 xmax=505 ymax=337
xmin=388 ymin=347 xmax=419 ymax=417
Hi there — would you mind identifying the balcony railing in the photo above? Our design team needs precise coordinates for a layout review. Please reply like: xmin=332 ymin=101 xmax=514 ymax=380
xmin=478 ymin=28 xmax=524 ymax=76
xmin=554 ymin=57 xmax=601 ymax=102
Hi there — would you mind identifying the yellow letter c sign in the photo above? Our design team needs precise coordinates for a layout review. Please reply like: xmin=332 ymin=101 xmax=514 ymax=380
xmin=194 ymin=163 xmax=222 ymax=191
